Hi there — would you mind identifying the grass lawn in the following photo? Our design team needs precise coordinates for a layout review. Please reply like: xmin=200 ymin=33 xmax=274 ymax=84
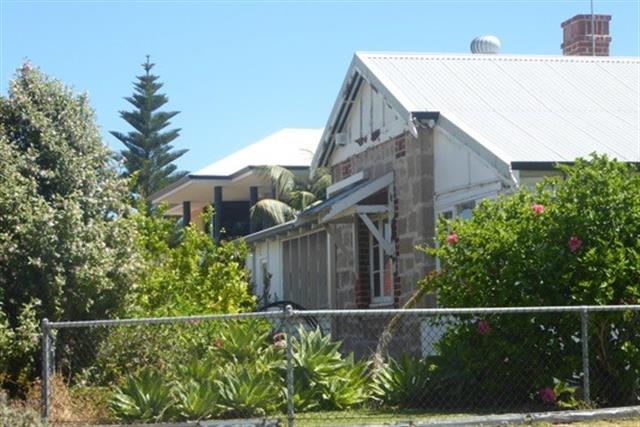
xmin=289 ymin=410 xmax=640 ymax=426
xmin=529 ymin=420 xmax=640 ymax=426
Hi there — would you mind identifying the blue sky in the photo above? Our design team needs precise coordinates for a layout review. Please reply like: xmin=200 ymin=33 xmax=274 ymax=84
xmin=1 ymin=0 xmax=639 ymax=173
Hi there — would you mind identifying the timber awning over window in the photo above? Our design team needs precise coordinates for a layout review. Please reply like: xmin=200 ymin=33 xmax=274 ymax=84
xmin=298 ymin=172 xmax=393 ymax=225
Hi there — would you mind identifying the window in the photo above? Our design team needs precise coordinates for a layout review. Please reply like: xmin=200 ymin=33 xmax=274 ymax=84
xmin=369 ymin=218 xmax=393 ymax=304
xmin=455 ymin=200 xmax=476 ymax=220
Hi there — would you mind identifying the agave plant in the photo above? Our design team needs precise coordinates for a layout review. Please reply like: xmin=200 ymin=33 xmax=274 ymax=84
xmin=216 ymin=320 xmax=273 ymax=364
xmin=292 ymin=328 xmax=369 ymax=411
xmin=173 ymin=378 xmax=220 ymax=421
xmin=371 ymin=355 xmax=433 ymax=408
xmin=250 ymin=166 xmax=331 ymax=231
xmin=216 ymin=368 xmax=282 ymax=418
xmin=110 ymin=368 xmax=175 ymax=422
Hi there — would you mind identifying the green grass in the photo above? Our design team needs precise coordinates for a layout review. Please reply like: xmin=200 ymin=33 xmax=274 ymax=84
xmin=282 ymin=410 xmax=640 ymax=426
xmin=289 ymin=409 xmax=473 ymax=426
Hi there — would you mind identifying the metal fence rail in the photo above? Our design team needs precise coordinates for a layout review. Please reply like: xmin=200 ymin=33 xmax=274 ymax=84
xmin=40 ymin=305 xmax=640 ymax=426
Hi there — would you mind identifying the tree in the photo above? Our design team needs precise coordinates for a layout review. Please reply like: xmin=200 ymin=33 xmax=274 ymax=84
xmin=0 ymin=64 xmax=138 ymax=391
xmin=249 ymin=166 xmax=331 ymax=231
xmin=110 ymin=56 xmax=187 ymax=200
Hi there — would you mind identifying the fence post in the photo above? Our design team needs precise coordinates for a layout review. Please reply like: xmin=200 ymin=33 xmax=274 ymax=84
xmin=41 ymin=318 xmax=51 ymax=421
xmin=284 ymin=304 xmax=295 ymax=427
xmin=580 ymin=308 xmax=591 ymax=404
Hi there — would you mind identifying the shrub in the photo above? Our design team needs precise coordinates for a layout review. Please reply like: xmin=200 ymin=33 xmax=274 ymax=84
xmin=110 ymin=369 xmax=175 ymax=423
xmin=0 ymin=395 xmax=43 ymax=427
xmin=130 ymin=205 xmax=255 ymax=317
xmin=1 ymin=64 xmax=137 ymax=395
xmin=0 ymin=301 xmax=40 ymax=394
xmin=371 ymin=356 xmax=433 ymax=408
xmin=292 ymin=328 xmax=370 ymax=411
xmin=421 ymin=155 xmax=640 ymax=407
xmin=107 ymin=323 xmax=370 ymax=422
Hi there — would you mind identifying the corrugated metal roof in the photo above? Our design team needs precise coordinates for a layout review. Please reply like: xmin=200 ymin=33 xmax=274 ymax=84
xmin=194 ymin=128 xmax=323 ymax=177
xmin=316 ymin=53 xmax=639 ymax=167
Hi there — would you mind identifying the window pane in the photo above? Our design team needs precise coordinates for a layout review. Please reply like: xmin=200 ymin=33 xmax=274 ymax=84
xmin=373 ymin=272 xmax=381 ymax=297
xmin=373 ymin=245 xmax=380 ymax=271
xmin=383 ymin=257 xmax=393 ymax=297
xmin=456 ymin=201 xmax=476 ymax=220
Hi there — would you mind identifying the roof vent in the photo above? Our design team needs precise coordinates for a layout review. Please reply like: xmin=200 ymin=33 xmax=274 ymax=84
xmin=335 ymin=132 xmax=349 ymax=146
xmin=470 ymin=35 xmax=501 ymax=54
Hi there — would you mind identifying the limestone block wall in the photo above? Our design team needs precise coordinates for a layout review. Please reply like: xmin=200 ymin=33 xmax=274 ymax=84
xmin=330 ymin=129 xmax=437 ymax=308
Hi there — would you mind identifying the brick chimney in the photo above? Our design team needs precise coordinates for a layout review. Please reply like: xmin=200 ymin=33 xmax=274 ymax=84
xmin=561 ymin=14 xmax=611 ymax=56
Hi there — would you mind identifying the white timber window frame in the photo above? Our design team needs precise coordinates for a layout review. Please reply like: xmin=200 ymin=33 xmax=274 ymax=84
xmin=368 ymin=217 xmax=393 ymax=305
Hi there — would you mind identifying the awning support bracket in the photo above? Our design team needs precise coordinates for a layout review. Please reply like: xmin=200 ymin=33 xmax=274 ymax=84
xmin=357 ymin=212 xmax=395 ymax=256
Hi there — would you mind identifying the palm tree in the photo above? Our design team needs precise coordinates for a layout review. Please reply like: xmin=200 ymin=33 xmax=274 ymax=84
xmin=250 ymin=166 xmax=331 ymax=231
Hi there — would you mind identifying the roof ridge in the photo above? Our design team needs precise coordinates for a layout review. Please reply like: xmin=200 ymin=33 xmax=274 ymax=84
xmin=356 ymin=52 xmax=640 ymax=63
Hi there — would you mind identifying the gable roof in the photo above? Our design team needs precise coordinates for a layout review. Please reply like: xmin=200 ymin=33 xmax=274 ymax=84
xmin=194 ymin=128 xmax=322 ymax=177
xmin=312 ymin=53 xmax=640 ymax=173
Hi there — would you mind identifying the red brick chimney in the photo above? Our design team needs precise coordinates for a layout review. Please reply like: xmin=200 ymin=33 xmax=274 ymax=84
xmin=561 ymin=14 xmax=611 ymax=56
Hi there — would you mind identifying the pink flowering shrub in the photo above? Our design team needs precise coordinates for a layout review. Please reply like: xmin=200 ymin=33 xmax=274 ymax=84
xmin=539 ymin=387 xmax=556 ymax=404
xmin=568 ymin=235 xmax=582 ymax=253
xmin=532 ymin=203 xmax=545 ymax=215
xmin=421 ymin=155 xmax=640 ymax=407
xmin=477 ymin=320 xmax=491 ymax=335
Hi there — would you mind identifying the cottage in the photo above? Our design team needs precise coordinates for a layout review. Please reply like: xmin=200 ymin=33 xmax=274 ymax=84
xmin=246 ymin=28 xmax=639 ymax=310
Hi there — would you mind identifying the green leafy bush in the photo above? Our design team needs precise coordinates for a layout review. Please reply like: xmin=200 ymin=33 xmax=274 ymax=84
xmin=372 ymin=356 xmax=433 ymax=408
xmin=1 ymin=64 xmax=138 ymax=394
xmin=0 ymin=395 xmax=43 ymax=427
xmin=131 ymin=206 xmax=255 ymax=317
xmin=421 ymin=155 xmax=640 ymax=407
xmin=0 ymin=301 xmax=40 ymax=394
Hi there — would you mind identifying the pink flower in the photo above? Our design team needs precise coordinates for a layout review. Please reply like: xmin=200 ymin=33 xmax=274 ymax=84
xmin=539 ymin=387 xmax=556 ymax=404
xmin=568 ymin=235 xmax=582 ymax=253
xmin=447 ymin=233 xmax=458 ymax=245
xmin=189 ymin=319 xmax=200 ymax=326
xmin=477 ymin=320 xmax=491 ymax=335
xmin=532 ymin=204 xmax=544 ymax=215
xmin=214 ymin=338 xmax=223 ymax=349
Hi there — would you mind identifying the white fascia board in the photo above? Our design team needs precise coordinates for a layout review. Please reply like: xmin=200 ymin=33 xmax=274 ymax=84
xmin=355 ymin=205 xmax=389 ymax=215
xmin=321 ymin=172 xmax=394 ymax=223
xmin=151 ymin=179 xmax=193 ymax=204
xmin=327 ymin=171 xmax=366 ymax=197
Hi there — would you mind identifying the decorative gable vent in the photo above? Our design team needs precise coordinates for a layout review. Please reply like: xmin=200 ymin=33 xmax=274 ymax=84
xmin=335 ymin=132 xmax=349 ymax=146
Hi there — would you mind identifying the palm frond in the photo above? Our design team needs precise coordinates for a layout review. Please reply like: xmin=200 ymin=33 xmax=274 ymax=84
xmin=311 ymin=167 xmax=332 ymax=200
xmin=289 ymin=190 xmax=317 ymax=211
xmin=250 ymin=199 xmax=296 ymax=231
xmin=255 ymin=165 xmax=295 ymax=201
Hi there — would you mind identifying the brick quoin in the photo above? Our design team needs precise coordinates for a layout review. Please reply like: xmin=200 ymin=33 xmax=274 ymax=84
xmin=392 ymin=182 xmax=401 ymax=308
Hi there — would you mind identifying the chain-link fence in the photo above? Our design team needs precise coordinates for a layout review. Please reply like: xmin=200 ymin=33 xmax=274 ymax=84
xmin=40 ymin=305 xmax=640 ymax=426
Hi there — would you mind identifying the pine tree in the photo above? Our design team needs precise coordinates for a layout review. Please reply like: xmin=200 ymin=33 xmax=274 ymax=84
xmin=111 ymin=56 xmax=187 ymax=199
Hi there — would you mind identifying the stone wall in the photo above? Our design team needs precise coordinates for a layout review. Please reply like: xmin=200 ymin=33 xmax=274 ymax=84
xmin=330 ymin=129 xmax=437 ymax=308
